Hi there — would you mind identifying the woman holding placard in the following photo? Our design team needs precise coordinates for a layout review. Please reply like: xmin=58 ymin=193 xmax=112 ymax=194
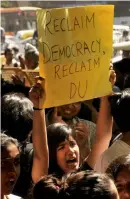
xmin=29 ymin=69 xmax=116 ymax=183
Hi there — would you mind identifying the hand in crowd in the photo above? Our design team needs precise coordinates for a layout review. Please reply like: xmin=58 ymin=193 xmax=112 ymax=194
xmin=51 ymin=107 xmax=65 ymax=124
xmin=11 ymin=74 xmax=25 ymax=85
xmin=19 ymin=55 xmax=25 ymax=69
xmin=74 ymin=122 xmax=88 ymax=139
xmin=109 ymin=63 xmax=116 ymax=86
xmin=29 ymin=77 xmax=45 ymax=108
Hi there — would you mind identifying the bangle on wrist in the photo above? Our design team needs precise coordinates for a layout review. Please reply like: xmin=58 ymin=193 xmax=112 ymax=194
xmin=33 ymin=107 xmax=43 ymax=110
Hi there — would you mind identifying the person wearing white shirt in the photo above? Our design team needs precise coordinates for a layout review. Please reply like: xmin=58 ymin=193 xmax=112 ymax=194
xmin=3 ymin=47 xmax=20 ymax=68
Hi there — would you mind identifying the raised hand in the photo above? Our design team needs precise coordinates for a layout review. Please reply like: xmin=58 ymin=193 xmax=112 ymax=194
xmin=19 ymin=55 xmax=25 ymax=69
xmin=29 ymin=77 xmax=45 ymax=108
xmin=109 ymin=63 xmax=116 ymax=86
xmin=11 ymin=74 xmax=25 ymax=85
xmin=51 ymin=107 xmax=65 ymax=124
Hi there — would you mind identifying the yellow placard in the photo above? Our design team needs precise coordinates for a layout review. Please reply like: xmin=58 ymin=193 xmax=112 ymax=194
xmin=37 ymin=5 xmax=114 ymax=108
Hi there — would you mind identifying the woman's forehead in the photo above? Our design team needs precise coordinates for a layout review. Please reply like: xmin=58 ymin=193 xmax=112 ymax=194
xmin=1 ymin=143 xmax=19 ymax=159
xmin=59 ymin=135 xmax=75 ymax=144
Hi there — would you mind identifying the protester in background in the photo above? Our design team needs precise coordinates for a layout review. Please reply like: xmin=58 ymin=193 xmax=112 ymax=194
xmin=1 ymin=133 xmax=21 ymax=199
xmin=24 ymin=43 xmax=39 ymax=70
xmin=95 ymin=88 xmax=130 ymax=173
xmin=2 ymin=44 xmax=39 ymax=95
xmin=1 ymin=93 xmax=34 ymax=198
xmin=45 ymin=100 xmax=94 ymax=124
xmin=113 ymin=58 xmax=130 ymax=90
xmin=1 ymin=92 xmax=33 ymax=142
xmin=33 ymin=171 xmax=119 ymax=199
xmin=10 ymin=43 xmax=39 ymax=86
xmin=106 ymin=154 xmax=130 ymax=199
xmin=3 ymin=47 xmax=20 ymax=68
xmin=12 ymin=45 xmax=22 ymax=63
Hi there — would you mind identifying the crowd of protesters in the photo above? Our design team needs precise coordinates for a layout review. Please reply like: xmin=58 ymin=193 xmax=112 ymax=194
xmin=1 ymin=19 xmax=130 ymax=199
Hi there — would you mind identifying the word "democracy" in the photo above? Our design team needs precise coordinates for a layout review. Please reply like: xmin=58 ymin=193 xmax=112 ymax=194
xmin=41 ymin=39 xmax=101 ymax=63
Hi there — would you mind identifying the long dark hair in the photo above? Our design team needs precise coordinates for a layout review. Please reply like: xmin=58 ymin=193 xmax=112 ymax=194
xmin=47 ymin=123 xmax=73 ymax=178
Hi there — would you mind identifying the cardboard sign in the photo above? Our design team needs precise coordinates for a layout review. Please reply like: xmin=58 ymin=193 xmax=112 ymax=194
xmin=1 ymin=67 xmax=22 ymax=81
xmin=37 ymin=5 xmax=114 ymax=108
xmin=2 ymin=67 xmax=39 ymax=86
xmin=22 ymin=70 xmax=39 ymax=86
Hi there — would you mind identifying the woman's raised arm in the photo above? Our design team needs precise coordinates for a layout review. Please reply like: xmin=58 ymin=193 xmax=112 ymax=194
xmin=29 ymin=79 xmax=49 ymax=183
xmin=86 ymin=69 xmax=116 ymax=169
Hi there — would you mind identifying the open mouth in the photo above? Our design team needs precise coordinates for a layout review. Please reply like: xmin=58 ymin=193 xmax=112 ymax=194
xmin=66 ymin=157 xmax=77 ymax=165
xmin=6 ymin=178 xmax=16 ymax=188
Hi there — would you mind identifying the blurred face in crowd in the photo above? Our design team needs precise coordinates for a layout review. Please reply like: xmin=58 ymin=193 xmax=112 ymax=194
xmin=115 ymin=168 xmax=130 ymax=199
xmin=5 ymin=50 xmax=13 ymax=63
xmin=57 ymin=102 xmax=81 ymax=120
xmin=1 ymin=143 xmax=20 ymax=196
xmin=25 ymin=55 xmax=33 ymax=69
xmin=25 ymin=53 xmax=37 ymax=69
xmin=56 ymin=135 xmax=80 ymax=174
